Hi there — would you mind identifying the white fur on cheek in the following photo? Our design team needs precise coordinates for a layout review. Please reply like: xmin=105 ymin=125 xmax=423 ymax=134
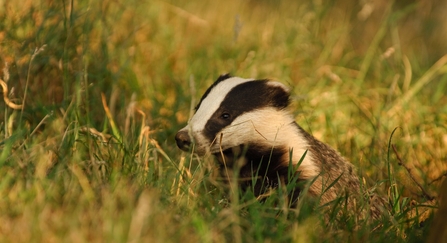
xmin=212 ymin=108 xmax=320 ymax=179
xmin=212 ymin=108 xmax=293 ymax=149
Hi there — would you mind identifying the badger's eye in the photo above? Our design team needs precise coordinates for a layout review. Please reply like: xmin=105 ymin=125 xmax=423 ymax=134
xmin=220 ymin=112 xmax=231 ymax=119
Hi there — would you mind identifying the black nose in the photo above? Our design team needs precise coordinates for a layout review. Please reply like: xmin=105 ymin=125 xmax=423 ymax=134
xmin=175 ymin=130 xmax=191 ymax=151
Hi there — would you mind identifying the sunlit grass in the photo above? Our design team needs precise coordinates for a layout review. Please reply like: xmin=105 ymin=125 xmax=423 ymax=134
xmin=0 ymin=0 xmax=446 ymax=242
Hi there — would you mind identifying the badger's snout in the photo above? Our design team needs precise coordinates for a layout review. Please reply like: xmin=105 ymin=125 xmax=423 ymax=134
xmin=175 ymin=130 xmax=191 ymax=151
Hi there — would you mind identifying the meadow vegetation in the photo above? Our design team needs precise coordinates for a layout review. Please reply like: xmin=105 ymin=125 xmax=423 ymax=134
xmin=0 ymin=0 xmax=446 ymax=242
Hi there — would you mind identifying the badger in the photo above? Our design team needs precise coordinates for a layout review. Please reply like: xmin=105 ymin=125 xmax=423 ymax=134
xmin=175 ymin=74 xmax=380 ymax=215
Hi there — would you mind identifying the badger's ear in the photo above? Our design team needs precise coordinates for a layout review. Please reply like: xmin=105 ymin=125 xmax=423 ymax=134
xmin=267 ymin=81 xmax=290 ymax=93
xmin=266 ymin=80 xmax=291 ymax=109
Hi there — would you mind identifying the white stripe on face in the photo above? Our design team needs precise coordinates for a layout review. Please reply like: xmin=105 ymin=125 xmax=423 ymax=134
xmin=188 ymin=77 xmax=254 ymax=135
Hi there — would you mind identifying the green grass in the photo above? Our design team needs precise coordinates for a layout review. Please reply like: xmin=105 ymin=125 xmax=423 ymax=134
xmin=1 ymin=0 xmax=446 ymax=242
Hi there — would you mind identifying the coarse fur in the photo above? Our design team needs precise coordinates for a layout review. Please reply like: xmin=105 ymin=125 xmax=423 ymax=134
xmin=175 ymin=74 xmax=383 ymax=217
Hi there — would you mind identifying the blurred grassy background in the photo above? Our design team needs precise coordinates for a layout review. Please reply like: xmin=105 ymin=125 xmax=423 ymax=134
xmin=0 ymin=0 xmax=446 ymax=242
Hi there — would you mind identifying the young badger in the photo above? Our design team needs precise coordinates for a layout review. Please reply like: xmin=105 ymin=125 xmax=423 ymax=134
xmin=175 ymin=74 xmax=363 ymax=210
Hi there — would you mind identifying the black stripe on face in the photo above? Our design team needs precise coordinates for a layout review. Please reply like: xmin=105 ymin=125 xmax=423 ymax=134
xmin=203 ymin=80 xmax=290 ymax=142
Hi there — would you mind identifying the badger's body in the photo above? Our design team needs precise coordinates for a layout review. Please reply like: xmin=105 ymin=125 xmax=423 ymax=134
xmin=175 ymin=74 xmax=363 ymax=209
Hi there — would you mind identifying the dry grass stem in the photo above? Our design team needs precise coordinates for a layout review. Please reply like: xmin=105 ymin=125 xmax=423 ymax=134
xmin=0 ymin=79 xmax=23 ymax=110
xmin=392 ymin=144 xmax=434 ymax=200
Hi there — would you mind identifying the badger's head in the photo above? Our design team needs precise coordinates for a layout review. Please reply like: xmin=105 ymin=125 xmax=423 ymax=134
xmin=175 ymin=74 xmax=297 ymax=160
